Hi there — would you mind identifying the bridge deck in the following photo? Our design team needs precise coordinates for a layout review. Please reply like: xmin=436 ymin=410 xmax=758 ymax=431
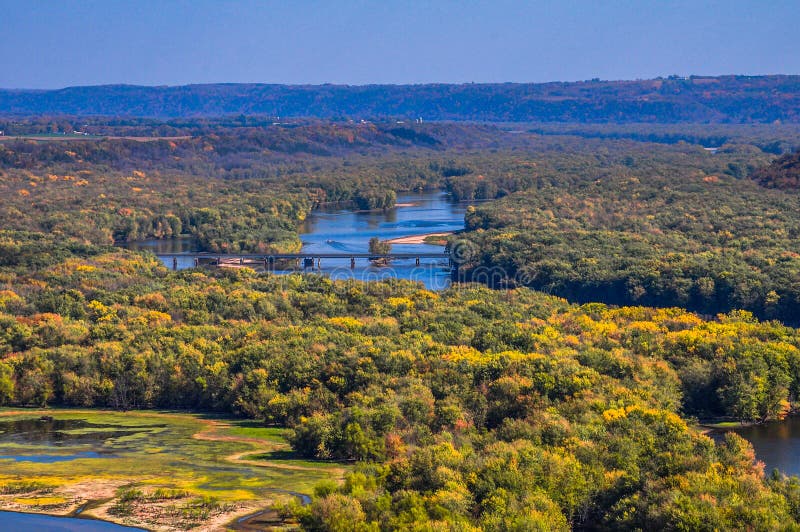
xmin=157 ymin=252 xmax=450 ymax=259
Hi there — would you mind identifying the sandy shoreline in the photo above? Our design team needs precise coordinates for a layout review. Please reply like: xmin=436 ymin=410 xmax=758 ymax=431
xmin=384 ymin=232 xmax=453 ymax=245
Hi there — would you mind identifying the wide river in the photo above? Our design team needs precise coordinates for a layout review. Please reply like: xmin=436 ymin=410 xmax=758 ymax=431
xmin=128 ymin=191 xmax=470 ymax=290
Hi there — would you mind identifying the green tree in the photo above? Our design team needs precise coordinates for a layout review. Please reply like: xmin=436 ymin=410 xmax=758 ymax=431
xmin=368 ymin=237 xmax=391 ymax=255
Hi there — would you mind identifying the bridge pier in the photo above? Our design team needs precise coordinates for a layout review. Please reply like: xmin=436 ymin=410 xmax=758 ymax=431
xmin=317 ymin=258 xmax=321 ymax=270
xmin=350 ymin=257 xmax=356 ymax=269
xmin=194 ymin=257 xmax=199 ymax=267
xmin=415 ymin=257 xmax=420 ymax=266
xmin=172 ymin=257 xmax=178 ymax=271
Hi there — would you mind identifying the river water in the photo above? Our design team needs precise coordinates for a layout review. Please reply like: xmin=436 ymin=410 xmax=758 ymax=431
xmin=0 ymin=511 xmax=145 ymax=531
xmin=727 ymin=417 xmax=800 ymax=477
xmin=297 ymin=191 xmax=467 ymax=289
xmin=127 ymin=191 xmax=469 ymax=290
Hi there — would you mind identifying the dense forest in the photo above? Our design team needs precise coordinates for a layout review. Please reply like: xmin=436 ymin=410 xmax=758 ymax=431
xmin=3 ymin=252 xmax=800 ymax=529
xmin=445 ymin=139 xmax=800 ymax=325
xmin=5 ymin=120 xmax=800 ymax=324
xmin=2 ymin=75 xmax=800 ymax=122
xmin=4 ymin=120 xmax=800 ymax=529
xmin=751 ymin=150 xmax=800 ymax=189
xmin=526 ymin=122 xmax=800 ymax=154
xmin=0 ymin=123 xmax=473 ymax=252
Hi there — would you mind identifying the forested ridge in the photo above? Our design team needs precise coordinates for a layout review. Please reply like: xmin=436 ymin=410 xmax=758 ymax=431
xmin=4 ymin=120 xmax=800 ymax=529
xmin=2 ymin=75 xmax=800 ymax=122
xmin=0 ymin=123 xmax=479 ymax=252
xmin=526 ymin=122 xmax=800 ymax=155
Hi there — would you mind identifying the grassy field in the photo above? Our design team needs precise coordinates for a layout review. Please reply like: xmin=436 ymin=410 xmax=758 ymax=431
xmin=0 ymin=409 xmax=345 ymax=531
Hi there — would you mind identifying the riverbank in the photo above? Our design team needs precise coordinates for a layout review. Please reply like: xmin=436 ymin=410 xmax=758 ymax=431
xmin=696 ymin=420 xmax=757 ymax=435
xmin=384 ymin=231 xmax=454 ymax=245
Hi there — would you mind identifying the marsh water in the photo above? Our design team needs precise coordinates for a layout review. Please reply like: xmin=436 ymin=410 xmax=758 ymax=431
xmin=0 ymin=417 xmax=156 ymax=530
xmin=0 ymin=417 xmax=164 ymax=462
xmin=0 ymin=414 xmax=319 ymax=530
xmin=125 ymin=191 xmax=470 ymax=289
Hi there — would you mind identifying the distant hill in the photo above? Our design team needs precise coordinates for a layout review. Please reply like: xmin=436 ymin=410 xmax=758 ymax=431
xmin=751 ymin=151 xmax=800 ymax=189
xmin=1 ymin=75 xmax=800 ymax=122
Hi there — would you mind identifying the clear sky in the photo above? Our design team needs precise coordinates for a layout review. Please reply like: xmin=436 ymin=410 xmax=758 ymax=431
xmin=1 ymin=0 xmax=798 ymax=89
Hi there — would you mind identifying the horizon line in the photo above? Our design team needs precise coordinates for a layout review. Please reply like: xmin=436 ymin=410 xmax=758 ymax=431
xmin=2 ymin=73 xmax=799 ymax=92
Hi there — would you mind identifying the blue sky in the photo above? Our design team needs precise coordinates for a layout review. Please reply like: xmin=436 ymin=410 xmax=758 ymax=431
xmin=0 ymin=0 xmax=797 ymax=88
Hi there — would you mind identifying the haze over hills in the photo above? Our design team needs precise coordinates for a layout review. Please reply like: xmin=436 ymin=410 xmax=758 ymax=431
xmin=1 ymin=75 xmax=800 ymax=122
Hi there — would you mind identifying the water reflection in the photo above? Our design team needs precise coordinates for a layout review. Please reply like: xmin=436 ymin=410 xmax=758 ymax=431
xmin=728 ymin=417 xmax=800 ymax=476
xmin=123 ymin=237 xmax=202 ymax=270
xmin=123 ymin=236 xmax=201 ymax=254
xmin=0 ymin=451 xmax=103 ymax=463
xmin=0 ymin=418 xmax=166 ymax=462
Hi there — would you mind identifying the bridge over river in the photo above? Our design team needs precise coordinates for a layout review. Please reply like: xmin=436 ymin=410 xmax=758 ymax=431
xmin=127 ymin=191 xmax=469 ymax=288
xmin=157 ymin=252 xmax=459 ymax=278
